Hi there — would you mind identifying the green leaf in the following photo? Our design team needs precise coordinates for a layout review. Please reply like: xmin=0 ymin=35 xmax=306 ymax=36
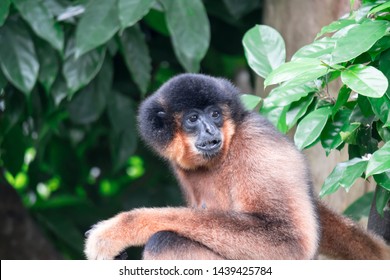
xmin=36 ymin=40 xmax=59 ymax=93
xmin=341 ymin=64 xmax=388 ymax=98
xmin=320 ymin=157 xmax=368 ymax=197
xmin=377 ymin=121 xmax=390 ymax=142
xmin=0 ymin=0 xmax=10 ymax=26
xmin=375 ymin=186 xmax=390 ymax=217
xmin=67 ymin=57 xmax=113 ymax=124
xmin=51 ymin=75 xmax=68 ymax=106
xmin=343 ymin=192 xmax=374 ymax=221
xmin=240 ymin=94 xmax=261 ymax=110
xmin=0 ymin=19 xmax=39 ymax=94
xmin=260 ymin=105 xmax=288 ymax=133
xmin=374 ymin=172 xmax=390 ymax=191
xmin=331 ymin=20 xmax=390 ymax=64
xmin=320 ymin=109 xmax=351 ymax=155
xmin=366 ymin=141 xmax=390 ymax=177
xmin=119 ymin=25 xmax=151 ymax=95
xmin=242 ymin=25 xmax=286 ymax=79
xmin=340 ymin=122 xmax=360 ymax=144
xmin=316 ymin=19 xmax=356 ymax=39
xmin=332 ymin=85 xmax=351 ymax=118
xmin=292 ymin=37 xmax=336 ymax=62
xmin=265 ymin=82 xmax=316 ymax=107
xmin=62 ymin=37 xmax=106 ymax=95
xmin=161 ymin=0 xmax=210 ymax=72
xmin=75 ymin=0 xmax=120 ymax=57
xmin=285 ymin=94 xmax=314 ymax=130
xmin=108 ymin=91 xmax=137 ymax=171
xmin=264 ymin=58 xmax=328 ymax=87
xmin=223 ymin=0 xmax=260 ymax=19
xmin=294 ymin=106 xmax=332 ymax=150
xmin=13 ymin=0 xmax=64 ymax=52
xmin=368 ymin=95 xmax=390 ymax=126
xmin=379 ymin=49 xmax=390 ymax=97
xmin=143 ymin=9 xmax=170 ymax=36
xmin=118 ymin=0 xmax=154 ymax=29
xmin=369 ymin=1 xmax=390 ymax=15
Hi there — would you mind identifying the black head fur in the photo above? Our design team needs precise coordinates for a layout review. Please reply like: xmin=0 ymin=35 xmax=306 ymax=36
xmin=137 ymin=73 xmax=248 ymax=151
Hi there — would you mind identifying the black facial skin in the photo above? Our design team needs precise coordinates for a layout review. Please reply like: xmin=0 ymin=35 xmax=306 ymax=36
xmin=182 ymin=106 xmax=223 ymax=157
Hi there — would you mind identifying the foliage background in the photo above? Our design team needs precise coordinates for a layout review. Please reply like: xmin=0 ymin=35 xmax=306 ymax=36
xmin=0 ymin=0 xmax=263 ymax=259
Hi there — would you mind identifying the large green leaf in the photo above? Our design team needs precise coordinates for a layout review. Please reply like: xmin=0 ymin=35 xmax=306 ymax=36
xmin=374 ymin=172 xmax=390 ymax=191
xmin=320 ymin=109 xmax=351 ymax=155
xmin=75 ymin=0 xmax=120 ymax=57
xmin=119 ymin=25 xmax=151 ymax=95
xmin=341 ymin=64 xmax=388 ymax=98
xmin=332 ymin=85 xmax=351 ymax=118
xmin=0 ymin=19 xmax=39 ymax=94
xmin=67 ymin=58 xmax=112 ymax=124
xmin=366 ymin=141 xmax=390 ymax=177
xmin=240 ymin=94 xmax=261 ymax=110
xmin=108 ymin=91 xmax=137 ymax=171
xmin=265 ymin=82 xmax=316 ymax=107
xmin=379 ymin=49 xmax=390 ymax=97
xmin=294 ymin=106 xmax=332 ymax=150
xmin=331 ymin=20 xmax=390 ymax=64
xmin=161 ymin=0 xmax=210 ymax=72
xmin=316 ymin=19 xmax=356 ymax=39
xmin=368 ymin=95 xmax=390 ymax=126
xmin=285 ymin=94 xmax=314 ymax=130
xmin=242 ymin=25 xmax=286 ymax=79
xmin=13 ymin=0 xmax=64 ymax=52
xmin=375 ymin=186 xmax=390 ymax=217
xmin=320 ymin=157 xmax=368 ymax=197
xmin=292 ymin=37 xmax=336 ymax=62
xmin=0 ymin=0 xmax=10 ymax=26
xmin=264 ymin=58 xmax=328 ymax=87
xmin=369 ymin=1 xmax=390 ymax=15
xmin=118 ymin=0 xmax=154 ymax=29
xmin=62 ymin=37 xmax=106 ymax=95
xmin=36 ymin=40 xmax=59 ymax=93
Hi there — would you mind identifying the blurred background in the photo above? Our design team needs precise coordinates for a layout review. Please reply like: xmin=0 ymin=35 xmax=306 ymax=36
xmin=0 ymin=0 xmax=364 ymax=259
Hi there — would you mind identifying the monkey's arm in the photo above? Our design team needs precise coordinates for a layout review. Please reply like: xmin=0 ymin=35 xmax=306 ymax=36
xmin=318 ymin=202 xmax=390 ymax=259
xmin=84 ymin=207 xmax=303 ymax=260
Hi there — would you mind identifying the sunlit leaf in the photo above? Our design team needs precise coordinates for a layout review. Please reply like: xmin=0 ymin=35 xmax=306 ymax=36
xmin=294 ymin=106 xmax=332 ymax=150
xmin=366 ymin=141 xmax=390 ymax=177
xmin=316 ymin=19 xmax=356 ymax=39
xmin=341 ymin=64 xmax=388 ymax=98
xmin=292 ymin=37 xmax=336 ymax=62
xmin=240 ymin=94 xmax=261 ymax=110
xmin=242 ymin=25 xmax=286 ymax=79
xmin=320 ymin=157 xmax=368 ymax=197
xmin=331 ymin=20 xmax=390 ymax=64
xmin=264 ymin=58 xmax=328 ymax=87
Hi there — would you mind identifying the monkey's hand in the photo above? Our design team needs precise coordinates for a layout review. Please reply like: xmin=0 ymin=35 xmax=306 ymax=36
xmin=84 ymin=211 xmax=142 ymax=260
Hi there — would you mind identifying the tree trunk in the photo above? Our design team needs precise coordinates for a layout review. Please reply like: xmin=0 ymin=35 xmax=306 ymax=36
xmin=0 ymin=176 xmax=61 ymax=259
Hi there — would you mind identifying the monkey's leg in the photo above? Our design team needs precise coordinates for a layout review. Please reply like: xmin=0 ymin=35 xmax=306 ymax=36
xmin=142 ymin=231 xmax=224 ymax=260
xmin=85 ymin=207 xmax=308 ymax=260
xmin=318 ymin=202 xmax=390 ymax=259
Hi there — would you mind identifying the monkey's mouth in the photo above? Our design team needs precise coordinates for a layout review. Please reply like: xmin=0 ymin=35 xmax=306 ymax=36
xmin=195 ymin=139 xmax=222 ymax=157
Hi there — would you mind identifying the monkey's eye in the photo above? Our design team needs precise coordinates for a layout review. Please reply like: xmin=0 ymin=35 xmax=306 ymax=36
xmin=211 ymin=111 xmax=220 ymax=118
xmin=188 ymin=114 xmax=198 ymax=123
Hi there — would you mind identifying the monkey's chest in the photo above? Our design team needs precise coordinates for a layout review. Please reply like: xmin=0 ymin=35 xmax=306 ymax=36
xmin=177 ymin=169 xmax=234 ymax=210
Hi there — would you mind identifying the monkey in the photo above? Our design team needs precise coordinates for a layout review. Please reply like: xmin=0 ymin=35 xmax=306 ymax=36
xmin=84 ymin=73 xmax=390 ymax=260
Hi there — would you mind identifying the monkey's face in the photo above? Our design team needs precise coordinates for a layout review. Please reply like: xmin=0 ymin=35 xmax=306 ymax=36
xmin=182 ymin=106 xmax=223 ymax=158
